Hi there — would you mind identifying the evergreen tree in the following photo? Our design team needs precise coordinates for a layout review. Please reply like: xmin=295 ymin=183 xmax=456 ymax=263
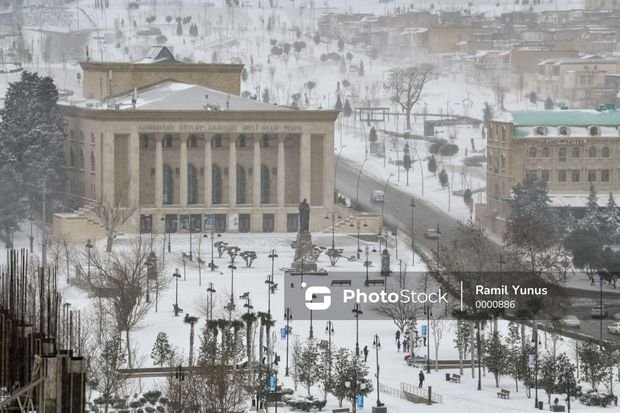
xmin=0 ymin=71 xmax=65 ymax=231
xmin=427 ymin=155 xmax=437 ymax=175
xmin=544 ymin=97 xmax=554 ymax=110
xmin=438 ymin=168 xmax=448 ymax=187
xmin=579 ymin=183 xmax=602 ymax=231
xmin=484 ymin=331 xmax=507 ymax=387
xmin=151 ymin=332 xmax=173 ymax=366
xmin=331 ymin=347 xmax=351 ymax=407
xmin=453 ymin=319 xmax=471 ymax=375
xmin=529 ymin=91 xmax=537 ymax=105
xmin=578 ymin=342 xmax=613 ymax=390
xmin=403 ymin=144 xmax=412 ymax=186
xmin=343 ymin=99 xmax=353 ymax=117
xmin=176 ymin=20 xmax=183 ymax=35
xmin=601 ymin=192 xmax=620 ymax=238
xmin=297 ymin=339 xmax=319 ymax=395
xmin=368 ymin=126 xmax=377 ymax=143
xmin=540 ymin=354 xmax=559 ymax=404
xmin=482 ymin=102 xmax=494 ymax=125
xmin=335 ymin=95 xmax=343 ymax=111
xmin=505 ymin=323 xmax=523 ymax=392
xmin=555 ymin=353 xmax=577 ymax=409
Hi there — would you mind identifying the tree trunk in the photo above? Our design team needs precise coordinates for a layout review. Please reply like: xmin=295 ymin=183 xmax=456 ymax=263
xmin=406 ymin=108 xmax=411 ymax=130
xmin=106 ymin=234 xmax=114 ymax=252
xmin=470 ymin=322 xmax=475 ymax=379
xmin=126 ymin=329 xmax=132 ymax=368
xmin=189 ymin=324 xmax=195 ymax=366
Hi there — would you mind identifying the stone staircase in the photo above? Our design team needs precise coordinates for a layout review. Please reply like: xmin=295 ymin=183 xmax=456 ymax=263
xmin=52 ymin=203 xmax=108 ymax=242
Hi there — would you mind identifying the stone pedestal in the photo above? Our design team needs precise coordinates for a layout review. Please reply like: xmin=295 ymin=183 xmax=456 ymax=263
xmin=291 ymin=232 xmax=318 ymax=272
xmin=372 ymin=406 xmax=388 ymax=413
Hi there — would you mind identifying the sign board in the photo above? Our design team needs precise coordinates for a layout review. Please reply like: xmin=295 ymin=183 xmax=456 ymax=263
xmin=280 ymin=327 xmax=287 ymax=339
xmin=421 ymin=324 xmax=427 ymax=337
xmin=229 ymin=213 xmax=239 ymax=231
xmin=528 ymin=354 xmax=536 ymax=368
xmin=357 ymin=394 xmax=364 ymax=408
xmin=270 ymin=375 xmax=277 ymax=391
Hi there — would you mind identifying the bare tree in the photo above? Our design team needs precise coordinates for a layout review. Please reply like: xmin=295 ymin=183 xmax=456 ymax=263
xmin=94 ymin=183 xmax=137 ymax=252
xmin=386 ymin=64 xmax=435 ymax=130
xmin=431 ymin=318 xmax=449 ymax=371
xmin=372 ymin=292 xmax=420 ymax=333
xmin=492 ymin=75 xmax=508 ymax=111
xmin=88 ymin=238 xmax=168 ymax=368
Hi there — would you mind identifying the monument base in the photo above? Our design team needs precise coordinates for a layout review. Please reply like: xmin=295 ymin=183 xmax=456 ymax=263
xmin=291 ymin=231 xmax=318 ymax=272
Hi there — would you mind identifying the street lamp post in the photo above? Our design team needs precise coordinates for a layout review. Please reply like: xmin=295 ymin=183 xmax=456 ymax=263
xmin=206 ymin=282 xmax=216 ymax=322
xmin=410 ymin=198 xmax=416 ymax=267
xmin=267 ymin=250 xmax=278 ymax=315
xmin=372 ymin=334 xmax=383 ymax=407
xmin=352 ymin=304 xmax=363 ymax=356
xmin=284 ymin=307 xmax=292 ymax=376
xmin=208 ymin=230 xmax=221 ymax=271
xmin=325 ymin=321 xmax=334 ymax=380
xmin=599 ymin=273 xmax=604 ymax=348
xmin=309 ymin=294 xmax=317 ymax=339
xmin=411 ymin=147 xmax=424 ymax=196
xmin=355 ymin=158 xmax=369 ymax=210
xmin=435 ymin=223 xmax=441 ymax=270
xmin=85 ymin=239 xmax=93 ymax=282
xmin=28 ymin=215 xmax=34 ymax=253
xmin=424 ymin=303 xmax=432 ymax=374
xmin=363 ymin=244 xmax=376 ymax=286
xmin=533 ymin=327 xmax=540 ymax=408
xmin=227 ymin=250 xmax=238 ymax=318
xmin=173 ymin=268 xmax=182 ymax=316
xmin=379 ymin=173 xmax=394 ymax=252
xmin=350 ymin=219 xmax=368 ymax=260
xmin=188 ymin=216 xmax=193 ymax=261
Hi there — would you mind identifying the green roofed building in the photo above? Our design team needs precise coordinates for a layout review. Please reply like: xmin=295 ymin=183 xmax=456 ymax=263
xmin=480 ymin=106 xmax=620 ymax=234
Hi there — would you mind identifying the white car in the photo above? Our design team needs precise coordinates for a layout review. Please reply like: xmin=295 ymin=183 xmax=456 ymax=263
xmin=424 ymin=228 xmax=441 ymax=239
xmin=370 ymin=190 xmax=385 ymax=202
xmin=608 ymin=322 xmax=620 ymax=335
xmin=562 ymin=315 xmax=580 ymax=328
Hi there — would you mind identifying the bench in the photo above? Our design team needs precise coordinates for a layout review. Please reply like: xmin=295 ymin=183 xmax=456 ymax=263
xmin=331 ymin=280 xmax=352 ymax=286
xmin=449 ymin=374 xmax=461 ymax=383
xmin=332 ymin=409 xmax=350 ymax=413
xmin=347 ymin=255 xmax=357 ymax=262
xmin=497 ymin=389 xmax=510 ymax=399
xmin=365 ymin=279 xmax=385 ymax=286
xmin=173 ymin=304 xmax=184 ymax=315
xmin=550 ymin=406 xmax=566 ymax=412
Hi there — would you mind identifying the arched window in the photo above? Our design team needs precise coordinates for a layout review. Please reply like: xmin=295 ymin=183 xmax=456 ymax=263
xmin=535 ymin=126 xmax=546 ymax=136
xmin=237 ymin=134 xmax=246 ymax=148
xmin=212 ymin=165 xmax=222 ymax=204
xmin=261 ymin=135 xmax=271 ymax=148
xmin=541 ymin=147 xmax=550 ymax=158
xmin=559 ymin=126 xmax=570 ymax=136
xmin=163 ymin=165 xmax=174 ymax=204
xmin=261 ymin=164 xmax=270 ymax=204
xmin=213 ymin=135 xmax=222 ymax=148
xmin=69 ymin=147 xmax=75 ymax=167
xmin=500 ymin=153 xmax=506 ymax=170
xmin=79 ymin=149 xmax=84 ymax=170
xmin=602 ymin=146 xmax=610 ymax=158
xmin=588 ymin=146 xmax=597 ymax=158
xmin=572 ymin=147 xmax=580 ymax=158
xmin=163 ymin=134 xmax=173 ymax=148
xmin=187 ymin=164 xmax=198 ymax=204
xmin=558 ymin=147 xmax=567 ymax=162
xmin=188 ymin=135 xmax=198 ymax=148
xmin=90 ymin=151 xmax=96 ymax=172
xmin=236 ymin=164 xmax=246 ymax=204
xmin=589 ymin=126 xmax=600 ymax=136
xmin=529 ymin=147 xmax=537 ymax=158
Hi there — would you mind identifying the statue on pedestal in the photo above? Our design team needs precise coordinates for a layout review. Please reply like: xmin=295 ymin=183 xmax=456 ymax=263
xmin=299 ymin=198 xmax=310 ymax=233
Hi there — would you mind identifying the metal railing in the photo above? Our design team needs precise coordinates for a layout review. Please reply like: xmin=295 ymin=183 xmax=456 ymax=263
xmin=400 ymin=381 xmax=443 ymax=404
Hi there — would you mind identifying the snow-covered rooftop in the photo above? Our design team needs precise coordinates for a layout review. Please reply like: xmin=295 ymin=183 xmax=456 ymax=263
xmin=62 ymin=81 xmax=293 ymax=112
xmin=499 ymin=109 xmax=620 ymax=127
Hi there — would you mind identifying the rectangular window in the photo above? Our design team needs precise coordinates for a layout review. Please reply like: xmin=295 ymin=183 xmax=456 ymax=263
xmin=541 ymin=170 xmax=550 ymax=182
xmin=239 ymin=214 xmax=251 ymax=233
xmin=214 ymin=214 xmax=227 ymax=233
xmin=571 ymin=170 xmax=580 ymax=183
xmin=602 ymin=169 xmax=610 ymax=182
xmin=526 ymin=170 xmax=537 ymax=180
xmin=588 ymin=170 xmax=597 ymax=182
xmin=558 ymin=170 xmax=567 ymax=182
xmin=263 ymin=214 xmax=275 ymax=233
xmin=287 ymin=214 xmax=299 ymax=233
xmin=140 ymin=214 xmax=152 ymax=234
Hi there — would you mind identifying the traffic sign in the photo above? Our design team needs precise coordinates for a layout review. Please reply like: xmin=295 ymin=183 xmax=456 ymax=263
xmin=421 ymin=324 xmax=427 ymax=337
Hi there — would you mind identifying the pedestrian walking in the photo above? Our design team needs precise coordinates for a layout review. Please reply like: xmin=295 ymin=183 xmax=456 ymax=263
xmin=395 ymin=329 xmax=401 ymax=343
xmin=403 ymin=338 xmax=408 ymax=353
xmin=363 ymin=345 xmax=369 ymax=362
xmin=397 ymin=338 xmax=401 ymax=352
xmin=418 ymin=370 xmax=425 ymax=388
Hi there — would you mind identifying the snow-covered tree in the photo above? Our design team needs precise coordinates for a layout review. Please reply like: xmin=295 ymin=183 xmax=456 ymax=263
xmin=335 ymin=95 xmax=343 ymax=111
xmin=578 ymin=184 xmax=603 ymax=231
xmin=296 ymin=339 xmax=320 ymax=395
xmin=540 ymin=353 xmax=559 ymax=404
xmin=454 ymin=319 xmax=471 ymax=375
xmin=386 ymin=64 xmax=435 ymax=129
xmin=343 ymin=99 xmax=353 ymax=117
xmin=151 ymin=332 xmax=173 ymax=366
xmin=438 ymin=168 xmax=448 ymax=187
xmin=403 ymin=144 xmax=412 ymax=186
xmin=484 ymin=330 xmax=507 ymax=387
xmin=427 ymin=155 xmax=437 ymax=175
xmin=544 ymin=97 xmax=554 ymax=109
xmin=600 ymin=192 xmax=620 ymax=238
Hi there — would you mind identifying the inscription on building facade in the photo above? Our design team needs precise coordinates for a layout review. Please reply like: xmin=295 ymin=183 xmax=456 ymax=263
xmin=138 ymin=123 xmax=304 ymax=133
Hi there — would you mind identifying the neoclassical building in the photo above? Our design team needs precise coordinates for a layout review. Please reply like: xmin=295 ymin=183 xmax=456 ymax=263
xmin=56 ymin=48 xmax=338 ymax=236
xmin=480 ymin=107 xmax=620 ymax=234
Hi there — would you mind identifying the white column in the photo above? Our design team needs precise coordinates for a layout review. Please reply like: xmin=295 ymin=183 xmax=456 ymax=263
xmin=323 ymin=131 xmax=334 ymax=209
xmin=204 ymin=135 xmax=212 ymax=207
xmin=253 ymin=136 xmax=261 ymax=206
xmin=102 ymin=133 xmax=115 ymax=205
xmin=155 ymin=135 xmax=163 ymax=208
xmin=180 ymin=135 xmax=188 ymax=207
xmin=229 ymin=136 xmax=237 ymax=206
xmin=128 ymin=132 xmax=140 ymax=207
xmin=277 ymin=135 xmax=285 ymax=207
xmin=299 ymin=132 xmax=311 ymax=202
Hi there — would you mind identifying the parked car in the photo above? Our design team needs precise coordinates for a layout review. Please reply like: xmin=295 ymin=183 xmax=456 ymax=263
xmin=370 ymin=190 xmax=384 ymax=202
xmin=561 ymin=315 xmax=581 ymax=328
xmin=608 ymin=322 xmax=620 ymax=335
xmin=591 ymin=305 xmax=609 ymax=319
xmin=424 ymin=228 xmax=441 ymax=239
